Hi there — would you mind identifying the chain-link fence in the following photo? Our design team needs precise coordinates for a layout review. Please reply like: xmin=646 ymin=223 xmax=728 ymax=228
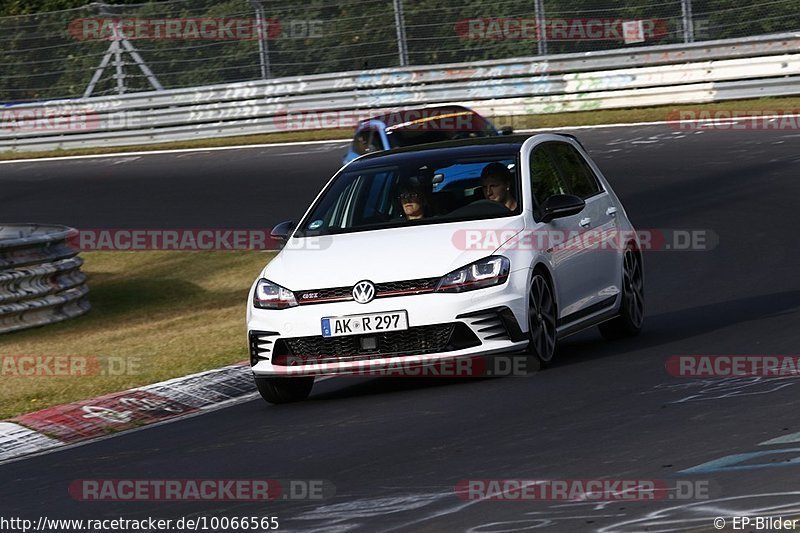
xmin=1 ymin=0 xmax=798 ymax=102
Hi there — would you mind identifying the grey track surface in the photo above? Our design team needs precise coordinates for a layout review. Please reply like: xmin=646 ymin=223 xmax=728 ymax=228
xmin=0 ymin=143 xmax=350 ymax=229
xmin=2 ymin=126 xmax=800 ymax=532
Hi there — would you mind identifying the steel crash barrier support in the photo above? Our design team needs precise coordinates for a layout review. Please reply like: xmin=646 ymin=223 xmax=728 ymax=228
xmin=0 ymin=32 xmax=799 ymax=152
xmin=0 ymin=225 xmax=90 ymax=334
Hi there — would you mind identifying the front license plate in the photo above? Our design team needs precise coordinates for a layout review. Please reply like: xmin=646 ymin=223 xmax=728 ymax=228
xmin=321 ymin=311 xmax=408 ymax=338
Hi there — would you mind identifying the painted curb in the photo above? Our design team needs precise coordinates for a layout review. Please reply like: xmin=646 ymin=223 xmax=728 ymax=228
xmin=0 ymin=422 xmax=62 ymax=460
xmin=0 ymin=361 xmax=256 ymax=463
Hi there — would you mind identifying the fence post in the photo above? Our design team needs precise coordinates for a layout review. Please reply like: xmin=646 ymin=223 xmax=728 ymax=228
xmin=535 ymin=0 xmax=548 ymax=56
xmin=112 ymin=25 xmax=126 ymax=94
xmin=251 ymin=0 xmax=272 ymax=79
xmin=393 ymin=0 xmax=409 ymax=67
xmin=681 ymin=0 xmax=695 ymax=43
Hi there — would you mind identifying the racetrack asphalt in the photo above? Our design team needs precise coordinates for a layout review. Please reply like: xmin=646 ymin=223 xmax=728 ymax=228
xmin=2 ymin=125 xmax=800 ymax=532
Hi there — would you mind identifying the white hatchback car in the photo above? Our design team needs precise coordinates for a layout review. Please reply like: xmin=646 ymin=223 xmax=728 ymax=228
xmin=247 ymin=134 xmax=644 ymax=403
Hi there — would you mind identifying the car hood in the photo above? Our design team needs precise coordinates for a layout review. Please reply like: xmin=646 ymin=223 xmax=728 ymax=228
xmin=262 ymin=218 xmax=525 ymax=290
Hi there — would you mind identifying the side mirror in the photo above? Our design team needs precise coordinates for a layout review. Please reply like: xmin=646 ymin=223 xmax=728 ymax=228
xmin=270 ymin=220 xmax=296 ymax=245
xmin=540 ymin=194 xmax=585 ymax=223
xmin=498 ymin=125 xmax=514 ymax=136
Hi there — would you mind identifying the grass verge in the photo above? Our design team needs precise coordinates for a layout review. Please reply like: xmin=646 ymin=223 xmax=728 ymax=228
xmin=0 ymin=251 xmax=272 ymax=419
xmin=1 ymin=96 xmax=799 ymax=161
xmin=501 ymin=96 xmax=800 ymax=129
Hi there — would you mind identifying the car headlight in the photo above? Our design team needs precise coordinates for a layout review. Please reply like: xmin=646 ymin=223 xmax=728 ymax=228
xmin=436 ymin=256 xmax=510 ymax=293
xmin=253 ymin=278 xmax=298 ymax=309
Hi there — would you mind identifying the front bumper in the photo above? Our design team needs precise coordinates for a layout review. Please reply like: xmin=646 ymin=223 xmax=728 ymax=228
xmin=247 ymin=269 xmax=530 ymax=377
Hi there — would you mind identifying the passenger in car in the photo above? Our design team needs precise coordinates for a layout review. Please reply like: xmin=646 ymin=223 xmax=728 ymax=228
xmin=480 ymin=162 xmax=518 ymax=211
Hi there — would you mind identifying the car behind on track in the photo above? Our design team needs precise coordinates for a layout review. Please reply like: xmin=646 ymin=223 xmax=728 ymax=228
xmin=342 ymin=105 xmax=513 ymax=164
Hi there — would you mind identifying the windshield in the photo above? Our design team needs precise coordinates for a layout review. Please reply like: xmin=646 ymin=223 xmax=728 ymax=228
xmin=297 ymin=154 xmax=521 ymax=236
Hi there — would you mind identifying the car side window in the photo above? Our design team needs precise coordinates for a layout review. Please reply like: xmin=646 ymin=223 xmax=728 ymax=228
xmin=529 ymin=146 xmax=568 ymax=217
xmin=546 ymin=142 xmax=602 ymax=199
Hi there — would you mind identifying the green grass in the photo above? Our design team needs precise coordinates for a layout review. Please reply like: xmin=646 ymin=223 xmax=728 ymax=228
xmin=0 ymin=251 xmax=273 ymax=419
xmin=2 ymin=96 xmax=799 ymax=161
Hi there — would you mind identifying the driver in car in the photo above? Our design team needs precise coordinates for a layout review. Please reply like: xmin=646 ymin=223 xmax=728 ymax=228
xmin=480 ymin=162 xmax=518 ymax=211
xmin=397 ymin=177 xmax=432 ymax=220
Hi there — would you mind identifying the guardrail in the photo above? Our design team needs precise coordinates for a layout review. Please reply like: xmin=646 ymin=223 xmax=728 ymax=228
xmin=1 ymin=32 xmax=799 ymax=152
xmin=0 ymin=225 xmax=90 ymax=334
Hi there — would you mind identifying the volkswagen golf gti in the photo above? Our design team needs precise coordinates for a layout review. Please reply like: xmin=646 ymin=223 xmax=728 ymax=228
xmin=247 ymin=134 xmax=644 ymax=403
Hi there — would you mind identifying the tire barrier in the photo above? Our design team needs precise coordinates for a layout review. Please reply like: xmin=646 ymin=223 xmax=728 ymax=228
xmin=0 ymin=224 xmax=90 ymax=334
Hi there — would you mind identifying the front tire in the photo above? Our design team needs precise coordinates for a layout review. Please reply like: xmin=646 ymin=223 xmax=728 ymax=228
xmin=599 ymin=247 xmax=644 ymax=340
xmin=255 ymin=376 xmax=314 ymax=404
xmin=528 ymin=272 xmax=557 ymax=365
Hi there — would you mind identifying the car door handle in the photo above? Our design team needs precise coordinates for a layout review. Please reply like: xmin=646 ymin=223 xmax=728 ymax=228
xmin=606 ymin=207 xmax=618 ymax=217
xmin=579 ymin=217 xmax=591 ymax=228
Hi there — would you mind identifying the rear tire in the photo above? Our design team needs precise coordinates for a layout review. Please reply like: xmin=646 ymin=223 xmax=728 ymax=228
xmin=255 ymin=376 xmax=314 ymax=404
xmin=599 ymin=247 xmax=644 ymax=340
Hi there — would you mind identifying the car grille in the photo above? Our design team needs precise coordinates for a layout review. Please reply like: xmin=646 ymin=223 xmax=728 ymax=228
xmin=272 ymin=323 xmax=479 ymax=365
xmin=375 ymin=277 xmax=439 ymax=294
xmin=294 ymin=277 xmax=440 ymax=305
xmin=295 ymin=286 xmax=352 ymax=304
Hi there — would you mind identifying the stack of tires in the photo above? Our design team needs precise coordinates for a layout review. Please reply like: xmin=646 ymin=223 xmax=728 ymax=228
xmin=0 ymin=224 xmax=90 ymax=334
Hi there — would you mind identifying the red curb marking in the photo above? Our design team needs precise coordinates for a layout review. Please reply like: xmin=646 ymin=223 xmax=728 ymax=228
xmin=12 ymin=390 xmax=196 ymax=443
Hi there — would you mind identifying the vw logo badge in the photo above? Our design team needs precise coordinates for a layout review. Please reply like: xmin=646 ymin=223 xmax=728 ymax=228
xmin=352 ymin=280 xmax=376 ymax=304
